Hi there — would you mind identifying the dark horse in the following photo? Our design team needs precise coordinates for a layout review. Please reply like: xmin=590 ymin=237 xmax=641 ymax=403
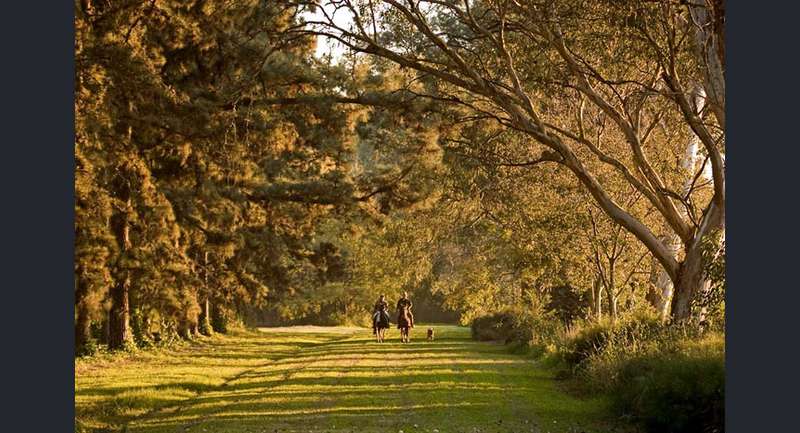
xmin=372 ymin=295 xmax=391 ymax=342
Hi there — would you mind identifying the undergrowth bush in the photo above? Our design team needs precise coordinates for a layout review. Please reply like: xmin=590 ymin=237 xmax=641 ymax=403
xmin=605 ymin=335 xmax=724 ymax=433
xmin=75 ymin=337 xmax=101 ymax=357
xmin=470 ymin=308 xmax=561 ymax=356
xmin=561 ymin=313 xmax=663 ymax=368
xmin=471 ymin=310 xmax=519 ymax=342
xmin=470 ymin=310 xmax=725 ymax=433
xmin=558 ymin=314 xmax=724 ymax=433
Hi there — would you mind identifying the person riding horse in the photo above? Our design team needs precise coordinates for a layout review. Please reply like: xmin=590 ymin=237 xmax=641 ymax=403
xmin=372 ymin=295 xmax=391 ymax=342
xmin=396 ymin=291 xmax=414 ymax=343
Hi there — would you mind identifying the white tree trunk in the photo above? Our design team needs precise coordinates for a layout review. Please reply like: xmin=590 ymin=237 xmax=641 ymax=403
xmin=649 ymin=85 xmax=708 ymax=319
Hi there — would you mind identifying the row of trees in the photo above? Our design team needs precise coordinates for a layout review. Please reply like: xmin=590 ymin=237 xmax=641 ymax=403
xmin=74 ymin=0 xmax=447 ymax=353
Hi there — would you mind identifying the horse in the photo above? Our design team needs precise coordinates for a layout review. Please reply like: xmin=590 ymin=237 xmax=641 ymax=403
xmin=372 ymin=310 xmax=390 ymax=343
xmin=397 ymin=306 xmax=413 ymax=343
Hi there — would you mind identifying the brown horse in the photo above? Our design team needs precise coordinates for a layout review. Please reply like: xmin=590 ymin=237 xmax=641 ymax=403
xmin=397 ymin=306 xmax=412 ymax=343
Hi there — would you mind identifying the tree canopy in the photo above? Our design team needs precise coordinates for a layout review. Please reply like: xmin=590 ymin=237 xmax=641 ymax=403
xmin=74 ymin=0 xmax=725 ymax=354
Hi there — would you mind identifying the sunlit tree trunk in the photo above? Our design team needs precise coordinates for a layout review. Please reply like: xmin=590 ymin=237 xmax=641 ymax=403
xmin=591 ymin=277 xmax=603 ymax=321
xmin=667 ymin=84 xmax=723 ymax=321
xmin=198 ymin=252 xmax=213 ymax=336
xmin=199 ymin=298 xmax=212 ymax=336
xmin=604 ymin=260 xmax=617 ymax=322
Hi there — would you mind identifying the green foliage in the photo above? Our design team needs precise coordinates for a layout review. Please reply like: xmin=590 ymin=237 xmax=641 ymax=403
xmin=695 ymin=230 xmax=726 ymax=324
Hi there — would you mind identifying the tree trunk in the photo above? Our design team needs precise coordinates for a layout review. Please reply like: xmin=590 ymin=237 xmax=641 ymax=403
xmin=75 ymin=273 xmax=92 ymax=354
xmin=606 ymin=289 xmax=618 ymax=322
xmin=179 ymin=318 xmax=192 ymax=340
xmin=591 ymin=278 xmax=603 ymax=321
xmin=670 ymin=191 xmax=724 ymax=322
xmin=606 ymin=261 xmax=617 ymax=322
xmin=108 ymin=197 xmax=132 ymax=351
xmin=670 ymin=246 xmax=707 ymax=321
xmin=75 ymin=303 xmax=91 ymax=354
xmin=108 ymin=275 xmax=131 ymax=350
xmin=199 ymin=297 xmax=212 ymax=336
xmin=198 ymin=252 xmax=213 ymax=336
xmin=647 ymin=234 xmax=680 ymax=319
xmin=647 ymin=84 xmax=710 ymax=321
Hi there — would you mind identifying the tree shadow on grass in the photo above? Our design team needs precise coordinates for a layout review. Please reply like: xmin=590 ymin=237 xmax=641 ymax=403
xmin=80 ymin=326 xmax=618 ymax=433
xmin=124 ymin=334 xmax=568 ymax=433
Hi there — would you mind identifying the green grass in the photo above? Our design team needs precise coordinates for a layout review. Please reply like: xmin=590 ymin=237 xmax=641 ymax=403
xmin=76 ymin=325 xmax=629 ymax=433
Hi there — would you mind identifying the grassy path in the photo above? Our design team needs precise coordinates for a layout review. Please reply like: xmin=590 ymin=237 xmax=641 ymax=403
xmin=76 ymin=325 xmax=626 ymax=433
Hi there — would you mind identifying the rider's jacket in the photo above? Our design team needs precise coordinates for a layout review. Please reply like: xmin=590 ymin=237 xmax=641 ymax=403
xmin=374 ymin=300 xmax=389 ymax=313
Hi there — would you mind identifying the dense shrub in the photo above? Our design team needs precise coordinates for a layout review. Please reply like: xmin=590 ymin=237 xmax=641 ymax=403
xmin=470 ymin=309 xmax=560 ymax=355
xmin=470 ymin=310 xmax=519 ymax=342
xmin=75 ymin=337 xmax=101 ymax=357
xmin=608 ymin=337 xmax=724 ymax=433
xmin=472 ymin=309 xmax=725 ymax=433
xmin=560 ymin=315 xmax=724 ymax=433
xmin=561 ymin=314 xmax=663 ymax=368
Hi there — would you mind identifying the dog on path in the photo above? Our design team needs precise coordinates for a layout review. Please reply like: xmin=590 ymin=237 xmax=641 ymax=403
xmin=427 ymin=327 xmax=435 ymax=341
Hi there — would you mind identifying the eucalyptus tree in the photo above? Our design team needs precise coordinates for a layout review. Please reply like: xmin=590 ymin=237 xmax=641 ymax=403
xmin=294 ymin=0 xmax=725 ymax=321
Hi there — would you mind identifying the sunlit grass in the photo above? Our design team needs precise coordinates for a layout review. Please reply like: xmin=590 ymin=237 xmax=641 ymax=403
xmin=76 ymin=325 xmax=626 ymax=433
